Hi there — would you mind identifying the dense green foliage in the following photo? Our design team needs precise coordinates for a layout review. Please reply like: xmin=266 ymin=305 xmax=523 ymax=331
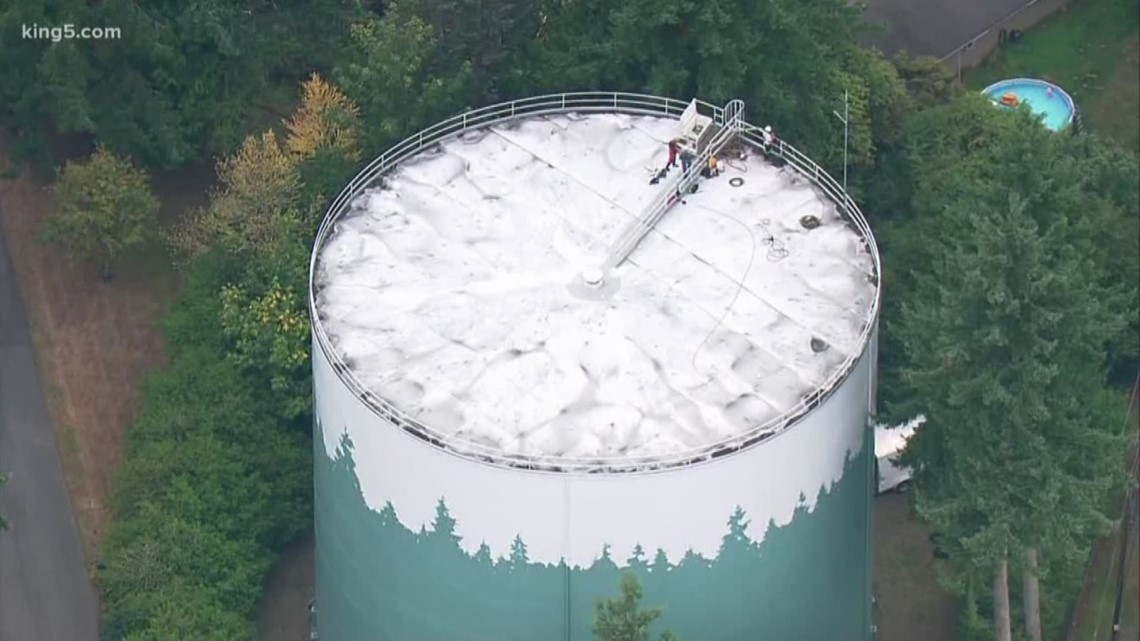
xmin=883 ymin=95 xmax=1138 ymax=639
xmin=44 ymin=147 xmax=158 ymax=280
xmin=97 ymin=76 xmax=359 ymax=639
xmin=3 ymin=1 xmax=1130 ymax=638
xmin=593 ymin=572 xmax=677 ymax=641
xmin=0 ymin=0 xmax=366 ymax=168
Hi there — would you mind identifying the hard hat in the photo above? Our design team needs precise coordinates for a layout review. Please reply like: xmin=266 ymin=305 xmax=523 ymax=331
xmin=764 ymin=126 xmax=772 ymax=132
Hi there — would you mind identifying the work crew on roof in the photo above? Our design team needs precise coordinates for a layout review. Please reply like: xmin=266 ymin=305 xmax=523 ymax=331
xmin=702 ymin=155 xmax=720 ymax=178
xmin=680 ymin=149 xmax=695 ymax=173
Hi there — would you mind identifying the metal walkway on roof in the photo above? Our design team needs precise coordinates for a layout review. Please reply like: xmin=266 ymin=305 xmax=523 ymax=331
xmin=601 ymin=99 xmax=745 ymax=274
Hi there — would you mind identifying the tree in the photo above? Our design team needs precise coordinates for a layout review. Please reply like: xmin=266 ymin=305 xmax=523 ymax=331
xmin=881 ymin=111 xmax=1135 ymax=630
xmin=895 ymin=192 xmax=1128 ymax=640
xmin=283 ymin=73 xmax=364 ymax=214
xmin=169 ymin=131 xmax=301 ymax=260
xmin=649 ymin=549 xmax=670 ymax=575
xmin=593 ymin=571 xmax=677 ymax=641
xmin=627 ymin=544 xmax=649 ymax=574
xmin=399 ymin=0 xmax=543 ymax=101
xmin=429 ymin=498 xmax=462 ymax=547
xmin=45 ymin=147 xmax=158 ymax=281
xmin=334 ymin=7 xmax=473 ymax=153
xmin=219 ymin=275 xmax=311 ymax=422
xmin=531 ymin=0 xmax=905 ymax=182
xmin=507 ymin=534 xmax=529 ymax=568
xmin=892 ymin=53 xmax=962 ymax=107
xmin=880 ymin=95 xmax=1138 ymax=417
xmin=0 ymin=0 xmax=366 ymax=168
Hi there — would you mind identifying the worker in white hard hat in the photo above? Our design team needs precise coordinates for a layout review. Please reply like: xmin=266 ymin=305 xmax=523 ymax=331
xmin=761 ymin=125 xmax=776 ymax=153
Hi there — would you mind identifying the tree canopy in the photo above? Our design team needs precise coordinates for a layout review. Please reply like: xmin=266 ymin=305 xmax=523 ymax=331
xmin=593 ymin=572 xmax=677 ymax=641
xmin=883 ymin=94 xmax=1136 ymax=640
xmin=45 ymin=146 xmax=159 ymax=280
xmin=4 ymin=2 xmax=1133 ymax=639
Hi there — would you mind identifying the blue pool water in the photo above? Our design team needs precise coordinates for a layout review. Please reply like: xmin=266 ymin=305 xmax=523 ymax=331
xmin=982 ymin=78 xmax=1076 ymax=132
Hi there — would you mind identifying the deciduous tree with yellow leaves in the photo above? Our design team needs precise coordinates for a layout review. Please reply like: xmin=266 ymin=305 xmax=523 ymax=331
xmin=169 ymin=73 xmax=362 ymax=260
xmin=169 ymin=74 xmax=362 ymax=422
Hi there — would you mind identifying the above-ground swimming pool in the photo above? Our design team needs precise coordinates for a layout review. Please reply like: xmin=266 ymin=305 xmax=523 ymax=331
xmin=982 ymin=78 xmax=1076 ymax=132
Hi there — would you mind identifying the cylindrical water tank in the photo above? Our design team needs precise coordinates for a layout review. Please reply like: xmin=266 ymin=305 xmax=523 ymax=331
xmin=310 ymin=94 xmax=881 ymax=641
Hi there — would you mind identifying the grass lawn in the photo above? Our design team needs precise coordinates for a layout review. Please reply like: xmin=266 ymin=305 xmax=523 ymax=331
xmin=967 ymin=0 xmax=1140 ymax=152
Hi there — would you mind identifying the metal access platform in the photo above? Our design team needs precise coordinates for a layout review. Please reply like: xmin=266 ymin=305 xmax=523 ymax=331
xmin=598 ymin=99 xmax=745 ymax=276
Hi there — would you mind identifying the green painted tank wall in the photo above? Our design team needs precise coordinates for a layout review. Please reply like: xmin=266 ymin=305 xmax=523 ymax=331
xmin=313 ymin=418 xmax=872 ymax=641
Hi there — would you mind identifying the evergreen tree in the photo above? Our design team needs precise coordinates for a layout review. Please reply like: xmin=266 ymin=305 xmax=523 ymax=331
xmin=0 ymin=0 xmax=366 ymax=167
xmin=474 ymin=541 xmax=494 ymax=566
xmin=532 ymin=0 xmax=897 ymax=168
xmin=627 ymin=544 xmax=649 ymax=574
xmin=896 ymin=192 xmax=1130 ymax=638
xmin=378 ymin=501 xmax=399 ymax=528
xmin=593 ymin=571 xmax=677 ymax=641
xmin=649 ymin=549 xmax=670 ymax=575
xmin=399 ymin=0 xmax=542 ymax=100
xmin=429 ymin=498 xmax=463 ymax=548
xmin=723 ymin=506 xmax=749 ymax=544
xmin=508 ymin=534 xmax=529 ymax=568
xmin=334 ymin=6 xmax=473 ymax=153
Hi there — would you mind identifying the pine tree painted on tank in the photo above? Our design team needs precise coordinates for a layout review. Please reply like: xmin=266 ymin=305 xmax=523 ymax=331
xmin=314 ymin=422 xmax=872 ymax=641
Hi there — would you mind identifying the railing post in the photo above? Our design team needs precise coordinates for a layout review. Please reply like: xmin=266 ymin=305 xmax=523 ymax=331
xmin=613 ymin=93 xmax=618 ymax=109
xmin=562 ymin=94 xmax=566 ymax=110
xmin=463 ymin=113 xmax=467 ymax=129
xmin=511 ymin=101 xmax=516 ymax=117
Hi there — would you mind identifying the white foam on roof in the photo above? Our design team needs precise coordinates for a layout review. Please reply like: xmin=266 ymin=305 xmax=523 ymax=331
xmin=314 ymin=113 xmax=877 ymax=461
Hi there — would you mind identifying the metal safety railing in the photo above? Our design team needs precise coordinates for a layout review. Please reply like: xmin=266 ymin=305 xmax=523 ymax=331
xmin=602 ymin=99 xmax=746 ymax=273
xmin=308 ymin=92 xmax=882 ymax=475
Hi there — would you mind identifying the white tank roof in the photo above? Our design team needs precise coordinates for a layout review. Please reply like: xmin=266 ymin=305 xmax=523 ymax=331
xmin=313 ymin=113 xmax=878 ymax=463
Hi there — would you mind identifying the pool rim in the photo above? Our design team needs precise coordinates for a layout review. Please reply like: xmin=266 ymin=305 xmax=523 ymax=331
xmin=981 ymin=77 xmax=1076 ymax=131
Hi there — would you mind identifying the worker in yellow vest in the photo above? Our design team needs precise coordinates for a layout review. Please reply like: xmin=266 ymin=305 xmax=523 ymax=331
xmin=702 ymin=155 xmax=720 ymax=178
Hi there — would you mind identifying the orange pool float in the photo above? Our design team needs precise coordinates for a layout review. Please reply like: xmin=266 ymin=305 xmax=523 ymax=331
xmin=1000 ymin=92 xmax=1020 ymax=107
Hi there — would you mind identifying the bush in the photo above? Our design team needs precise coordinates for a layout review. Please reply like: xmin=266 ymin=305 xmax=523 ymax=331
xmin=100 ymin=341 xmax=311 ymax=639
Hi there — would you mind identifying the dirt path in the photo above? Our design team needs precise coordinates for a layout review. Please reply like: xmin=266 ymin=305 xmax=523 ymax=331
xmin=873 ymin=491 xmax=958 ymax=641
xmin=257 ymin=531 xmax=315 ymax=641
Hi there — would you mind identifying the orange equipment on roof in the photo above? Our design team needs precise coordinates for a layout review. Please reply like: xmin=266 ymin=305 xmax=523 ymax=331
xmin=1000 ymin=92 xmax=1020 ymax=107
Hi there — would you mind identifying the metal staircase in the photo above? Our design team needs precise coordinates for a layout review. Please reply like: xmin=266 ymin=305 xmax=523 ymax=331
xmin=600 ymin=99 xmax=745 ymax=274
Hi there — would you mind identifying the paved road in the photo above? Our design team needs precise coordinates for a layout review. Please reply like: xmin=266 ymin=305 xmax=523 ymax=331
xmin=861 ymin=0 xmax=1034 ymax=58
xmin=0 ymin=220 xmax=100 ymax=640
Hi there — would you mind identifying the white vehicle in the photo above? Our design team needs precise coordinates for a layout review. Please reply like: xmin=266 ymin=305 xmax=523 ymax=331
xmin=874 ymin=416 xmax=923 ymax=494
